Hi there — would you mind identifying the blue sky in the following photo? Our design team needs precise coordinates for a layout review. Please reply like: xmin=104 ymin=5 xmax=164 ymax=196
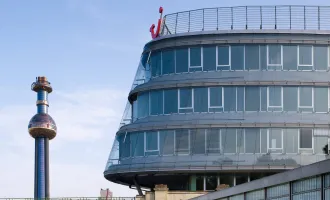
xmin=0 ymin=0 xmax=328 ymax=198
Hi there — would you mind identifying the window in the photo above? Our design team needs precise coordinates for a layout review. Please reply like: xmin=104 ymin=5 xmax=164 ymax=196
xmin=130 ymin=132 xmax=144 ymax=157
xmin=267 ymin=86 xmax=283 ymax=111
xmin=162 ymin=50 xmax=175 ymax=74
xmin=231 ymin=45 xmax=244 ymax=70
xmin=150 ymin=90 xmax=163 ymax=115
xmin=164 ymin=89 xmax=178 ymax=114
xmin=245 ymin=45 xmax=260 ymax=70
xmin=137 ymin=92 xmax=149 ymax=119
xmin=245 ymin=87 xmax=260 ymax=111
xmin=208 ymin=87 xmax=223 ymax=112
xmin=189 ymin=47 xmax=202 ymax=71
xmin=217 ymin=46 xmax=230 ymax=70
xmin=298 ymin=45 xmax=313 ymax=68
xmin=283 ymin=87 xmax=298 ymax=112
xmin=237 ymin=129 xmax=245 ymax=154
xmin=284 ymin=129 xmax=298 ymax=154
xmin=298 ymin=87 xmax=313 ymax=112
xmin=221 ymin=129 xmax=236 ymax=153
xmin=179 ymin=88 xmax=193 ymax=113
xmin=224 ymin=87 xmax=237 ymax=112
xmin=176 ymin=48 xmax=188 ymax=73
xmin=237 ymin=87 xmax=245 ymax=111
xmin=314 ymin=46 xmax=328 ymax=70
xmin=194 ymin=87 xmax=208 ymax=112
xmin=299 ymin=129 xmax=313 ymax=151
xmin=206 ymin=129 xmax=220 ymax=154
xmin=151 ymin=51 xmax=162 ymax=77
xmin=268 ymin=129 xmax=283 ymax=153
xmin=160 ymin=130 xmax=175 ymax=155
xmin=283 ymin=45 xmax=298 ymax=70
xmin=175 ymin=129 xmax=190 ymax=155
xmin=329 ymin=46 xmax=330 ymax=69
xmin=245 ymin=129 xmax=260 ymax=153
xmin=190 ymin=129 xmax=206 ymax=154
xmin=205 ymin=175 xmax=217 ymax=191
xmin=203 ymin=46 xmax=216 ymax=71
xmin=314 ymin=129 xmax=328 ymax=154
xmin=314 ymin=87 xmax=328 ymax=113
xmin=145 ymin=131 xmax=159 ymax=156
xmin=267 ymin=45 xmax=282 ymax=70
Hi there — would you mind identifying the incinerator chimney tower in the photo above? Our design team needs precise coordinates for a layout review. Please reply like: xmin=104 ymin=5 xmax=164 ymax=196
xmin=28 ymin=76 xmax=57 ymax=199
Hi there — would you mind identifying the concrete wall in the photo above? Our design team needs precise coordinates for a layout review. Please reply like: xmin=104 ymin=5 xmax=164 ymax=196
xmin=136 ymin=185 xmax=207 ymax=200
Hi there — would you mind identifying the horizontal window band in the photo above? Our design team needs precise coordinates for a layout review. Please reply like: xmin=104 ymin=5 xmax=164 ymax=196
xmin=117 ymin=122 xmax=330 ymax=136
xmin=145 ymin=30 xmax=330 ymax=53
xmin=129 ymin=81 xmax=330 ymax=101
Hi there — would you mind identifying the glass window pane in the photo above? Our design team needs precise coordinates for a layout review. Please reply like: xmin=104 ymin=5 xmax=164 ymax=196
xmin=176 ymin=48 xmax=188 ymax=73
xmin=132 ymin=100 xmax=138 ymax=122
xmin=190 ymin=47 xmax=202 ymax=67
xmin=209 ymin=87 xmax=223 ymax=107
xmin=119 ymin=134 xmax=130 ymax=158
xmin=268 ymin=86 xmax=282 ymax=110
xmin=180 ymin=88 xmax=192 ymax=108
xmin=314 ymin=136 xmax=328 ymax=154
xmin=194 ymin=87 xmax=208 ymax=112
xmin=299 ymin=45 xmax=313 ymax=66
xmin=207 ymin=129 xmax=220 ymax=153
xmin=284 ymin=129 xmax=298 ymax=153
xmin=237 ymin=129 xmax=244 ymax=154
xmin=237 ymin=87 xmax=245 ymax=111
xmin=245 ymin=128 xmax=260 ymax=153
xmin=299 ymin=87 xmax=313 ymax=107
xmin=245 ymin=45 xmax=259 ymax=70
xmin=231 ymin=45 xmax=244 ymax=70
xmin=196 ymin=175 xmax=204 ymax=191
xmin=260 ymin=87 xmax=267 ymax=111
xmin=130 ymin=132 xmax=144 ymax=157
xmin=300 ymin=129 xmax=313 ymax=149
xmin=191 ymin=129 xmax=206 ymax=154
xmin=269 ymin=129 xmax=282 ymax=149
xmin=217 ymin=46 xmax=230 ymax=66
xmin=162 ymin=50 xmax=175 ymax=74
xmin=224 ymin=87 xmax=236 ymax=111
xmin=160 ymin=130 xmax=174 ymax=155
xmin=203 ymin=46 xmax=216 ymax=71
xmin=260 ymin=129 xmax=267 ymax=153
xmin=283 ymin=45 xmax=298 ymax=70
xmin=314 ymin=46 xmax=328 ymax=70
xmin=146 ymin=131 xmax=158 ymax=151
xmin=268 ymin=45 xmax=282 ymax=65
xmin=164 ymin=89 xmax=178 ymax=114
xmin=151 ymin=51 xmax=161 ymax=77
xmin=137 ymin=92 xmax=149 ymax=119
xmin=205 ymin=175 xmax=217 ymax=191
xmin=292 ymin=176 xmax=321 ymax=194
xmin=283 ymin=87 xmax=298 ymax=111
xmin=150 ymin=90 xmax=163 ymax=115
xmin=175 ymin=129 xmax=190 ymax=154
xmin=222 ymin=129 xmax=236 ymax=153
xmin=314 ymin=87 xmax=328 ymax=112
xmin=260 ymin=45 xmax=267 ymax=70
xmin=245 ymin=87 xmax=260 ymax=111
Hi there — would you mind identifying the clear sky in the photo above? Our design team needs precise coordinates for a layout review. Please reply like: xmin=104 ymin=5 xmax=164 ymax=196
xmin=0 ymin=0 xmax=328 ymax=198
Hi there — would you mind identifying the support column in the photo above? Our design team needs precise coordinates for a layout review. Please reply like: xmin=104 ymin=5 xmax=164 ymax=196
xmin=133 ymin=177 xmax=143 ymax=196
xmin=154 ymin=184 xmax=168 ymax=200
xmin=190 ymin=175 xmax=197 ymax=191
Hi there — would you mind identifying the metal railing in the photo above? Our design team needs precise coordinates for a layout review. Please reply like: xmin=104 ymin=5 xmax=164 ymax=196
xmin=161 ymin=5 xmax=330 ymax=36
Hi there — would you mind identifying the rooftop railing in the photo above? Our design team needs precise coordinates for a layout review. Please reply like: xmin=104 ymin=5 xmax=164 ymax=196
xmin=161 ymin=5 xmax=330 ymax=36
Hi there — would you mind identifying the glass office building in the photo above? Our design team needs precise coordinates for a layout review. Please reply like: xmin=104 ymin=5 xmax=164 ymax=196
xmin=104 ymin=5 xmax=330 ymax=192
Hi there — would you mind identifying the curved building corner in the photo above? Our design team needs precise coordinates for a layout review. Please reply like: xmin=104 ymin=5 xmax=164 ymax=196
xmin=104 ymin=5 xmax=330 ymax=194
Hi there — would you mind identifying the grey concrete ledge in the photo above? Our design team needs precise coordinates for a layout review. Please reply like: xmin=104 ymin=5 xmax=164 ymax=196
xmin=129 ymin=71 xmax=330 ymax=99
xmin=144 ymin=30 xmax=330 ymax=52
xmin=117 ymin=112 xmax=330 ymax=135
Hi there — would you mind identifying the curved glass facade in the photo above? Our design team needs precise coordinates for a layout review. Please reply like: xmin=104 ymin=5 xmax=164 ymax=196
xmin=150 ymin=44 xmax=330 ymax=77
xmin=114 ymin=128 xmax=329 ymax=160
xmin=104 ymin=6 xmax=330 ymax=192
xmin=132 ymin=86 xmax=330 ymax=120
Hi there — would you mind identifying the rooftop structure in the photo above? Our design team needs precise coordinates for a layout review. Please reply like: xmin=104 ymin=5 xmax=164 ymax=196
xmin=104 ymin=5 xmax=330 ymax=196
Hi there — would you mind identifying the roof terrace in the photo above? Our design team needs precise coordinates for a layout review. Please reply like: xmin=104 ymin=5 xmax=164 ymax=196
xmin=160 ymin=5 xmax=330 ymax=36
